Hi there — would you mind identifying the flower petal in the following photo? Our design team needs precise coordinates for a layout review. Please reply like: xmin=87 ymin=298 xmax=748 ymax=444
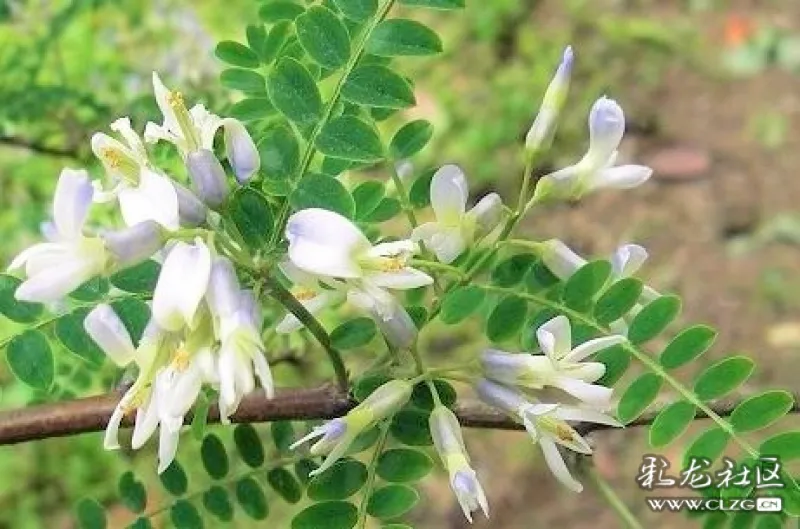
xmin=541 ymin=239 xmax=586 ymax=281
xmin=469 ymin=193 xmax=504 ymax=238
xmin=412 ymin=223 xmax=466 ymax=264
xmin=15 ymin=256 xmax=100 ymax=303
xmin=553 ymin=377 xmax=613 ymax=408
xmin=553 ymin=406 xmax=622 ymax=428
xmin=587 ymin=96 xmax=625 ymax=165
xmin=118 ymin=170 xmax=181 ymax=231
xmin=563 ymin=335 xmax=626 ymax=363
xmin=430 ymin=164 xmax=469 ymax=225
xmin=593 ymin=165 xmax=653 ymax=190
xmin=536 ymin=315 xmax=571 ymax=360
xmin=53 ymin=168 xmax=94 ymax=239
xmin=131 ymin=392 xmax=160 ymax=449
xmin=152 ymin=240 xmax=211 ymax=331
xmin=539 ymin=437 xmax=584 ymax=492
xmin=222 ymin=118 xmax=260 ymax=183
xmin=367 ymin=268 xmax=433 ymax=290
xmin=286 ymin=209 xmax=370 ymax=278
xmin=610 ymin=243 xmax=648 ymax=278
xmin=84 ymin=304 xmax=136 ymax=366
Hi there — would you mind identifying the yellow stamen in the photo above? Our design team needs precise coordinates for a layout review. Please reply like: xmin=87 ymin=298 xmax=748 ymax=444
xmin=556 ymin=423 xmax=576 ymax=443
xmin=167 ymin=91 xmax=185 ymax=109
xmin=101 ymin=148 xmax=123 ymax=169
xmin=171 ymin=349 xmax=191 ymax=371
xmin=292 ymin=286 xmax=317 ymax=301
xmin=378 ymin=257 xmax=405 ymax=272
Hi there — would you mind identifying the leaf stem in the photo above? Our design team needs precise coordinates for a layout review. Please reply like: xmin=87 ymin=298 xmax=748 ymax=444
xmin=356 ymin=423 xmax=391 ymax=529
xmin=584 ymin=463 xmax=644 ymax=529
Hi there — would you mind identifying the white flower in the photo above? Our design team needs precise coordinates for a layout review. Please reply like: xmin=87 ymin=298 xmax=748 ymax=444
xmin=151 ymin=239 xmax=212 ymax=332
xmin=8 ymin=169 xmax=107 ymax=302
xmin=476 ymin=379 xmax=621 ymax=492
xmin=91 ymin=117 xmax=181 ymax=231
xmin=535 ymin=97 xmax=653 ymax=201
xmin=526 ymin=46 xmax=573 ymax=153
xmin=347 ymin=281 xmax=418 ymax=350
xmin=411 ymin=165 xmax=504 ymax=264
xmin=482 ymin=315 xmax=625 ymax=407
xmin=429 ymin=405 xmax=489 ymax=523
xmin=275 ymin=261 xmax=346 ymax=334
xmin=208 ymin=258 xmax=274 ymax=421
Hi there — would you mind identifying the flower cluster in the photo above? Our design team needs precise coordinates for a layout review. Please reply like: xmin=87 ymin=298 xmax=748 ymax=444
xmin=7 ymin=73 xmax=269 ymax=473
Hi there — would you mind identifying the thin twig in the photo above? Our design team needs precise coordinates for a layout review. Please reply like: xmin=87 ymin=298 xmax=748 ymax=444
xmin=0 ymin=136 xmax=80 ymax=159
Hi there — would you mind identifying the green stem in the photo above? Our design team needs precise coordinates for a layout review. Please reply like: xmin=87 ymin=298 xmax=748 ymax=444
xmin=585 ymin=463 xmax=644 ymax=529
xmin=356 ymin=424 xmax=391 ymax=529
xmin=410 ymin=345 xmax=441 ymax=406
xmin=269 ymin=0 xmax=398 ymax=246
xmin=264 ymin=276 xmax=349 ymax=392
xmin=410 ymin=259 xmax=466 ymax=280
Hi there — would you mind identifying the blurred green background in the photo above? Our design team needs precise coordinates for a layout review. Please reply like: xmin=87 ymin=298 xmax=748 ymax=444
xmin=2 ymin=0 xmax=800 ymax=527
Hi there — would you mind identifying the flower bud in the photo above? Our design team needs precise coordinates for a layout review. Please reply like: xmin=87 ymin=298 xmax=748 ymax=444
xmin=102 ymin=220 xmax=165 ymax=268
xmin=587 ymin=96 xmax=625 ymax=165
xmin=186 ymin=149 xmax=229 ymax=208
xmin=470 ymin=192 xmax=504 ymax=238
xmin=474 ymin=378 xmax=528 ymax=415
xmin=525 ymin=46 xmax=573 ymax=153
xmin=173 ymin=183 xmax=208 ymax=227
xmin=207 ymin=257 xmax=241 ymax=318
xmin=222 ymin=118 xmax=260 ymax=184
xmin=360 ymin=379 xmax=413 ymax=419
xmin=540 ymin=239 xmax=586 ymax=281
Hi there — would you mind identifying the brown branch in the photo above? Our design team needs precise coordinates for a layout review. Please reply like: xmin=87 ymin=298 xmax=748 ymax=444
xmin=0 ymin=135 xmax=80 ymax=159
xmin=1 ymin=386 xmax=794 ymax=446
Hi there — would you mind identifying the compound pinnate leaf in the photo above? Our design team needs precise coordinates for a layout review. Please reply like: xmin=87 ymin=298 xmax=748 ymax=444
xmin=272 ymin=421 xmax=295 ymax=453
xmin=236 ymin=477 xmax=269 ymax=520
xmin=659 ymin=324 xmax=717 ymax=370
xmin=70 ymin=277 xmax=109 ymax=302
xmin=215 ymin=41 xmax=261 ymax=68
xmin=55 ymin=308 xmax=106 ymax=367
xmin=367 ymin=484 xmax=419 ymax=519
xmin=390 ymin=120 xmax=433 ymax=160
xmin=363 ymin=197 xmax=401 ymax=222
xmin=234 ymin=423 xmax=265 ymax=468
xmin=627 ymin=295 xmax=681 ymax=345
xmin=109 ymin=260 xmax=160 ymax=294
xmin=352 ymin=181 xmax=386 ymax=220
xmin=617 ymin=373 xmax=663 ymax=424
xmin=229 ymin=97 xmax=275 ymax=122
xmin=171 ymin=500 xmax=203 ymax=529
xmin=563 ymin=260 xmax=612 ymax=310
xmin=315 ymin=115 xmax=384 ymax=163
xmin=342 ymin=65 xmax=415 ymax=108
xmin=334 ymin=0 xmax=378 ymax=21
xmin=649 ymin=400 xmax=696 ymax=448
xmin=330 ymin=317 xmax=377 ymax=349
xmin=730 ymin=391 xmax=794 ymax=433
xmin=268 ymin=58 xmax=322 ymax=125
xmin=367 ymin=19 xmax=443 ymax=57
xmin=760 ymin=432 xmax=800 ymax=461
xmin=399 ymin=0 xmax=465 ymax=7
xmin=221 ymin=68 xmax=266 ymax=93
xmin=201 ymin=434 xmax=229 ymax=480
xmin=203 ymin=485 xmax=234 ymax=522
xmin=377 ymin=448 xmax=433 ymax=483
xmin=390 ymin=409 xmax=433 ymax=446
xmin=290 ymin=173 xmax=355 ymax=218
xmin=7 ymin=329 xmax=53 ymax=390
xmin=693 ymin=356 xmax=754 ymax=401
xmin=486 ymin=295 xmax=527 ymax=343
xmin=159 ymin=460 xmax=188 ymax=496
xmin=267 ymin=467 xmax=303 ymax=503
xmin=296 ymin=6 xmax=351 ymax=70
xmin=594 ymin=344 xmax=630 ymax=386
xmin=440 ymin=286 xmax=486 ymax=324
xmin=111 ymin=298 xmax=150 ymax=346
xmin=593 ymin=277 xmax=643 ymax=325
xmin=411 ymin=379 xmax=457 ymax=410
xmin=307 ymin=458 xmax=368 ymax=500
xmin=259 ymin=123 xmax=300 ymax=183
xmin=118 ymin=471 xmax=147 ymax=513
xmin=76 ymin=498 xmax=106 ymax=529
xmin=294 ymin=459 xmax=319 ymax=486
xmin=492 ymin=254 xmax=537 ymax=288
xmin=684 ymin=427 xmax=730 ymax=466
xmin=229 ymin=187 xmax=274 ymax=248
xmin=0 ymin=274 xmax=43 ymax=323
xmin=292 ymin=501 xmax=358 ymax=529
xmin=259 ymin=1 xmax=305 ymax=23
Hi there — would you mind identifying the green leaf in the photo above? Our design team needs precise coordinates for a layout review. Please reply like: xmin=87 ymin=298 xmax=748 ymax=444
xmin=268 ymin=58 xmax=322 ymax=125
xmin=594 ymin=345 xmax=629 ymax=386
xmin=684 ymin=427 xmax=730 ymax=466
xmin=0 ymin=274 xmax=43 ymax=323
xmin=159 ymin=461 xmax=188 ymax=496
xmin=118 ymin=472 xmax=147 ymax=513
xmin=215 ymin=41 xmax=261 ymax=68
xmin=259 ymin=1 xmax=305 ymax=23
xmin=170 ymin=500 xmax=203 ymax=529
xmin=440 ymin=286 xmax=486 ymax=324
xmin=316 ymin=116 xmax=384 ymax=163
xmin=70 ymin=277 xmax=109 ymax=301
xmin=201 ymin=434 xmax=229 ymax=479
xmin=730 ymin=391 xmax=794 ymax=433
xmin=377 ymin=448 xmax=433 ymax=483
xmin=410 ymin=379 xmax=457 ymax=410
xmin=593 ymin=277 xmax=643 ymax=325
xmin=259 ymin=123 xmax=299 ymax=183
xmin=354 ymin=374 xmax=392 ymax=402
xmin=290 ymin=173 xmax=355 ymax=218
xmin=191 ymin=393 xmax=210 ymax=440
xmin=76 ymin=498 xmax=106 ymax=529
xmin=617 ymin=373 xmax=663 ymax=424
xmin=109 ymin=260 xmax=160 ymax=294
xmin=399 ymin=0 xmax=464 ymax=7
xmin=367 ymin=484 xmax=419 ymax=519
xmin=236 ymin=477 xmax=269 ymax=520
xmin=391 ymin=120 xmax=433 ymax=159
xmin=203 ymin=485 xmax=234 ymax=522
xmin=334 ymin=0 xmax=377 ymax=21
xmin=353 ymin=181 xmax=386 ymax=220
xmin=342 ymin=65 xmax=415 ymax=108
xmin=55 ymin=308 xmax=106 ymax=366
xmin=127 ymin=517 xmax=152 ymax=529
xmin=693 ymin=356 xmax=754 ymax=401
xmin=760 ymin=432 xmax=800 ymax=460
xmin=267 ymin=467 xmax=303 ymax=503
xmin=229 ymin=187 xmax=274 ymax=248
xmin=111 ymin=298 xmax=150 ymax=346
xmin=262 ymin=21 xmax=293 ymax=64
xmin=649 ymin=400 xmax=696 ymax=448
xmin=308 ymin=458 xmax=368 ymax=500
xmin=272 ymin=421 xmax=295 ymax=453
xmin=627 ymin=295 xmax=681 ymax=344
xmin=330 ymin=317 xmax=377 ymax=349
xmin=294 ymin=459 xmax=319 ymax=485
xmin=7 ymin=330 xmax=53 ymax=391
xmin=246 ymin=24 xmax=268 ymax=58
xmin=492 ymin=254 xmax=537 ymax=288
xmin=390 ymin=409 xmax=433 ymax=446
xmin=563 ymin=260 xmax=612 ymax=311
xmin=292 ymin=501 xmax=358 ymax=529
xmin=296 ymin=6 xmax=350 ymax=69
xmin=367 ymin=19 xmax=443 ymax=57
xmin=229 ymin=97 xmax=275 ymax=122
xmin=221 ymin=68 xmax=266 ymax=93
xmin=659 ymin=325 xmax=717 ymax=370
xmin=363 ymin=197 xmax=401 ymax=222
xmin=486 ymin=295 xmax=527 ymax=343
xmin=234 ymin=423 xmax=265 ymax=468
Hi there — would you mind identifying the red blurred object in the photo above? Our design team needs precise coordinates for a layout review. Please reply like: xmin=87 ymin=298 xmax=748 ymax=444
xmin=724 ymin=14 xmax=754 ymax=47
